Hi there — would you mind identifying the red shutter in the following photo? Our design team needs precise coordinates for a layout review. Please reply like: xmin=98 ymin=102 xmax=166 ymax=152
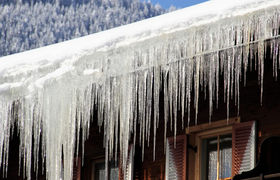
xmin=119 ymin=145 xmax=134 ymax=180
xmin=165 ymin=134 xmax=187 ymax=180
xmin=73 ymin=157 xmax=81 ymax=180
xmin=232 ymin=121 xmax=256 ymax=177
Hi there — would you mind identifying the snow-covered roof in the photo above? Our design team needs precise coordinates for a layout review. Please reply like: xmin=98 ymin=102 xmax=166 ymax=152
xmin=1 ymin=0 xmax=279 ymax=82
xmin=0 ymin=0 xmax=280 ymax=179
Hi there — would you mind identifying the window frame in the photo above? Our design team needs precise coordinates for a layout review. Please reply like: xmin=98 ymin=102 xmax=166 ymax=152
xmin=90 ymin=144 xmax=134 ymax=180
xmin=90 ymin=157 xmax=120 ymax=180
xmin=187 ymin=117 xmax=257 ymax=180
xmin=195 ymin=126 xmax=233 ymax=180
xmin=189 ymin=117 xmax=241 ymax=180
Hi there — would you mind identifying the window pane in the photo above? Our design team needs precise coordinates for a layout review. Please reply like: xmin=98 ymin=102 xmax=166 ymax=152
xmin=219 ymin=134 xmax=232 ymax=179
xmin=94 ymin=160 xmax=119 ymax=180
xmin=201 ymin=136 xmax=218 ymax=180
xmin=94 ymin=162 xmax=105 ymax=180
xmin=109 ymin=160 xmax=119 ymax=180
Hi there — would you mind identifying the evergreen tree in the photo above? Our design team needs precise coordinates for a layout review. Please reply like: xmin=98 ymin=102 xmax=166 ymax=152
xmin=0 ymin=0 xmax=176 ymax=57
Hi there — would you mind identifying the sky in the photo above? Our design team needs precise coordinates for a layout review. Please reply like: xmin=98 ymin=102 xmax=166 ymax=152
xmin=149 ymin=0 xmax=210 ymax=9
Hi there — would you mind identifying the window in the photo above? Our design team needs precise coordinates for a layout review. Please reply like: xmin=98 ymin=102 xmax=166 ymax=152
xmin=92 ymin=159 xmax=119 ymax=180
xmin=91 ymin=145 xmax=134 ymax=180
xmin=194 ymin=119 xmax=256 ymax=180
xmin=200 ymin=133 xmax=232 ymax=180
xmin=168 ymin=118 xmax=257 ymax=180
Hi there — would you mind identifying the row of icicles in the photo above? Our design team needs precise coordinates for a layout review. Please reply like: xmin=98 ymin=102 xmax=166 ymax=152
xmin=0 ymin=5 xmax=279 ymax=180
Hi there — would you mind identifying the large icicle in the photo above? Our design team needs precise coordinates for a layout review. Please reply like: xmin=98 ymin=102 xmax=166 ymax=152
xmin=0 ymin=1 xmax=280 ymax=180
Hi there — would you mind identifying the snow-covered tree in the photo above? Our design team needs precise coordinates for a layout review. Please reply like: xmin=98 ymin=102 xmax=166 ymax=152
xmin=0 ymin=0 xmax=177 ymax=57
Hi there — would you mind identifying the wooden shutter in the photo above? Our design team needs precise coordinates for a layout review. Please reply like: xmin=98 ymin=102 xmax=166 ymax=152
xmin=73 ymin=156 xmax=81 ymax=180
xmin=232 ymin=121 xmax=256 ymax=177
xmin=165 ymin=134 xmax=187 ymax=180
xmin=119 ymin=145 xmax=134 ymax=180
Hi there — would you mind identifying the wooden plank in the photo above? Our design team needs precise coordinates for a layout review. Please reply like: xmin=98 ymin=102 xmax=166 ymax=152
xmin=185 ymin=117 xmax=240 ymax=134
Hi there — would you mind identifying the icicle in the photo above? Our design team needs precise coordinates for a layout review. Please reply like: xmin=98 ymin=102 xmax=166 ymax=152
xmin=278 ymin=39 xmax=280 ymax=79
xmin=153 ymin=65 xmax=160 ymax=161
xmin=105 ymin=139 xmax=109 ymax=180
xmin=146 ymin=69 xmax=153 ymax=146
xmin=236 ymin=47 xmax=242 ymax=116
xmin=215 ymin=52 xmax=220 ymax=109
xmin=180 ymin=58 xmax=186 ymax=129
xmin=230 ymin=49 xmax=234 ymax=101
xmin=163 ymin=69 xmax=169 ymax=153
xmin=113 ymin=77 xmax=120 ymax=164
xmin=208 ymin=54 xmax=214 ymax=122
xmin=171 ymin=62 xmax=179 ymax=142
xmin=227 ymin=50 xmax=231 ymax=122
xmin=33 ymin=100 xmax=42 ymax=179
xmin=272 ymin=40 xmax=277 ymax=79
xmin=186 ymin=57 xmax=193 ymax=129
xmin=258 ymin=40 xmax=265 ymax=106
xmin=0 ymin=103 xmax=4 ymax=173
xmin=168 ymin=47 xmax=173 ymax=132
xmin=194 ymin=56 xmax=200 ymax=125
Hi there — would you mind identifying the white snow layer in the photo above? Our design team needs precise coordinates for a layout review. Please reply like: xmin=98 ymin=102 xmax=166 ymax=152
xmin=1 ymin=0 xmax=280 ymax=179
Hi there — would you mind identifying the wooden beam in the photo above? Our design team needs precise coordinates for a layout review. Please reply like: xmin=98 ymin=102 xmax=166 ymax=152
xmin=185 ymin=117 xmax=240 ymax=134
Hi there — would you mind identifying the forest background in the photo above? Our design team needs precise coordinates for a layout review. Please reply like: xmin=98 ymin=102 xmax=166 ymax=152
xmin=0 ymin=0 xmax=175 ymax=57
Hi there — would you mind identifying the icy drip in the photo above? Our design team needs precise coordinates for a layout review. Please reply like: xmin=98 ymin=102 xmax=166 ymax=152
xmin=0 ymin=5 xmax=279 ymax=180
xmin=0 ymin=102 xmax=13 ymax=178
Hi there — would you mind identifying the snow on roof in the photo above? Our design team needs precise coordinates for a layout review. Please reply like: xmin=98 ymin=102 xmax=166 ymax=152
xmin=0 ymin=0 xmax=280 ymax=179
xmin=0 ymin=0 xmax=279 ymax=88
